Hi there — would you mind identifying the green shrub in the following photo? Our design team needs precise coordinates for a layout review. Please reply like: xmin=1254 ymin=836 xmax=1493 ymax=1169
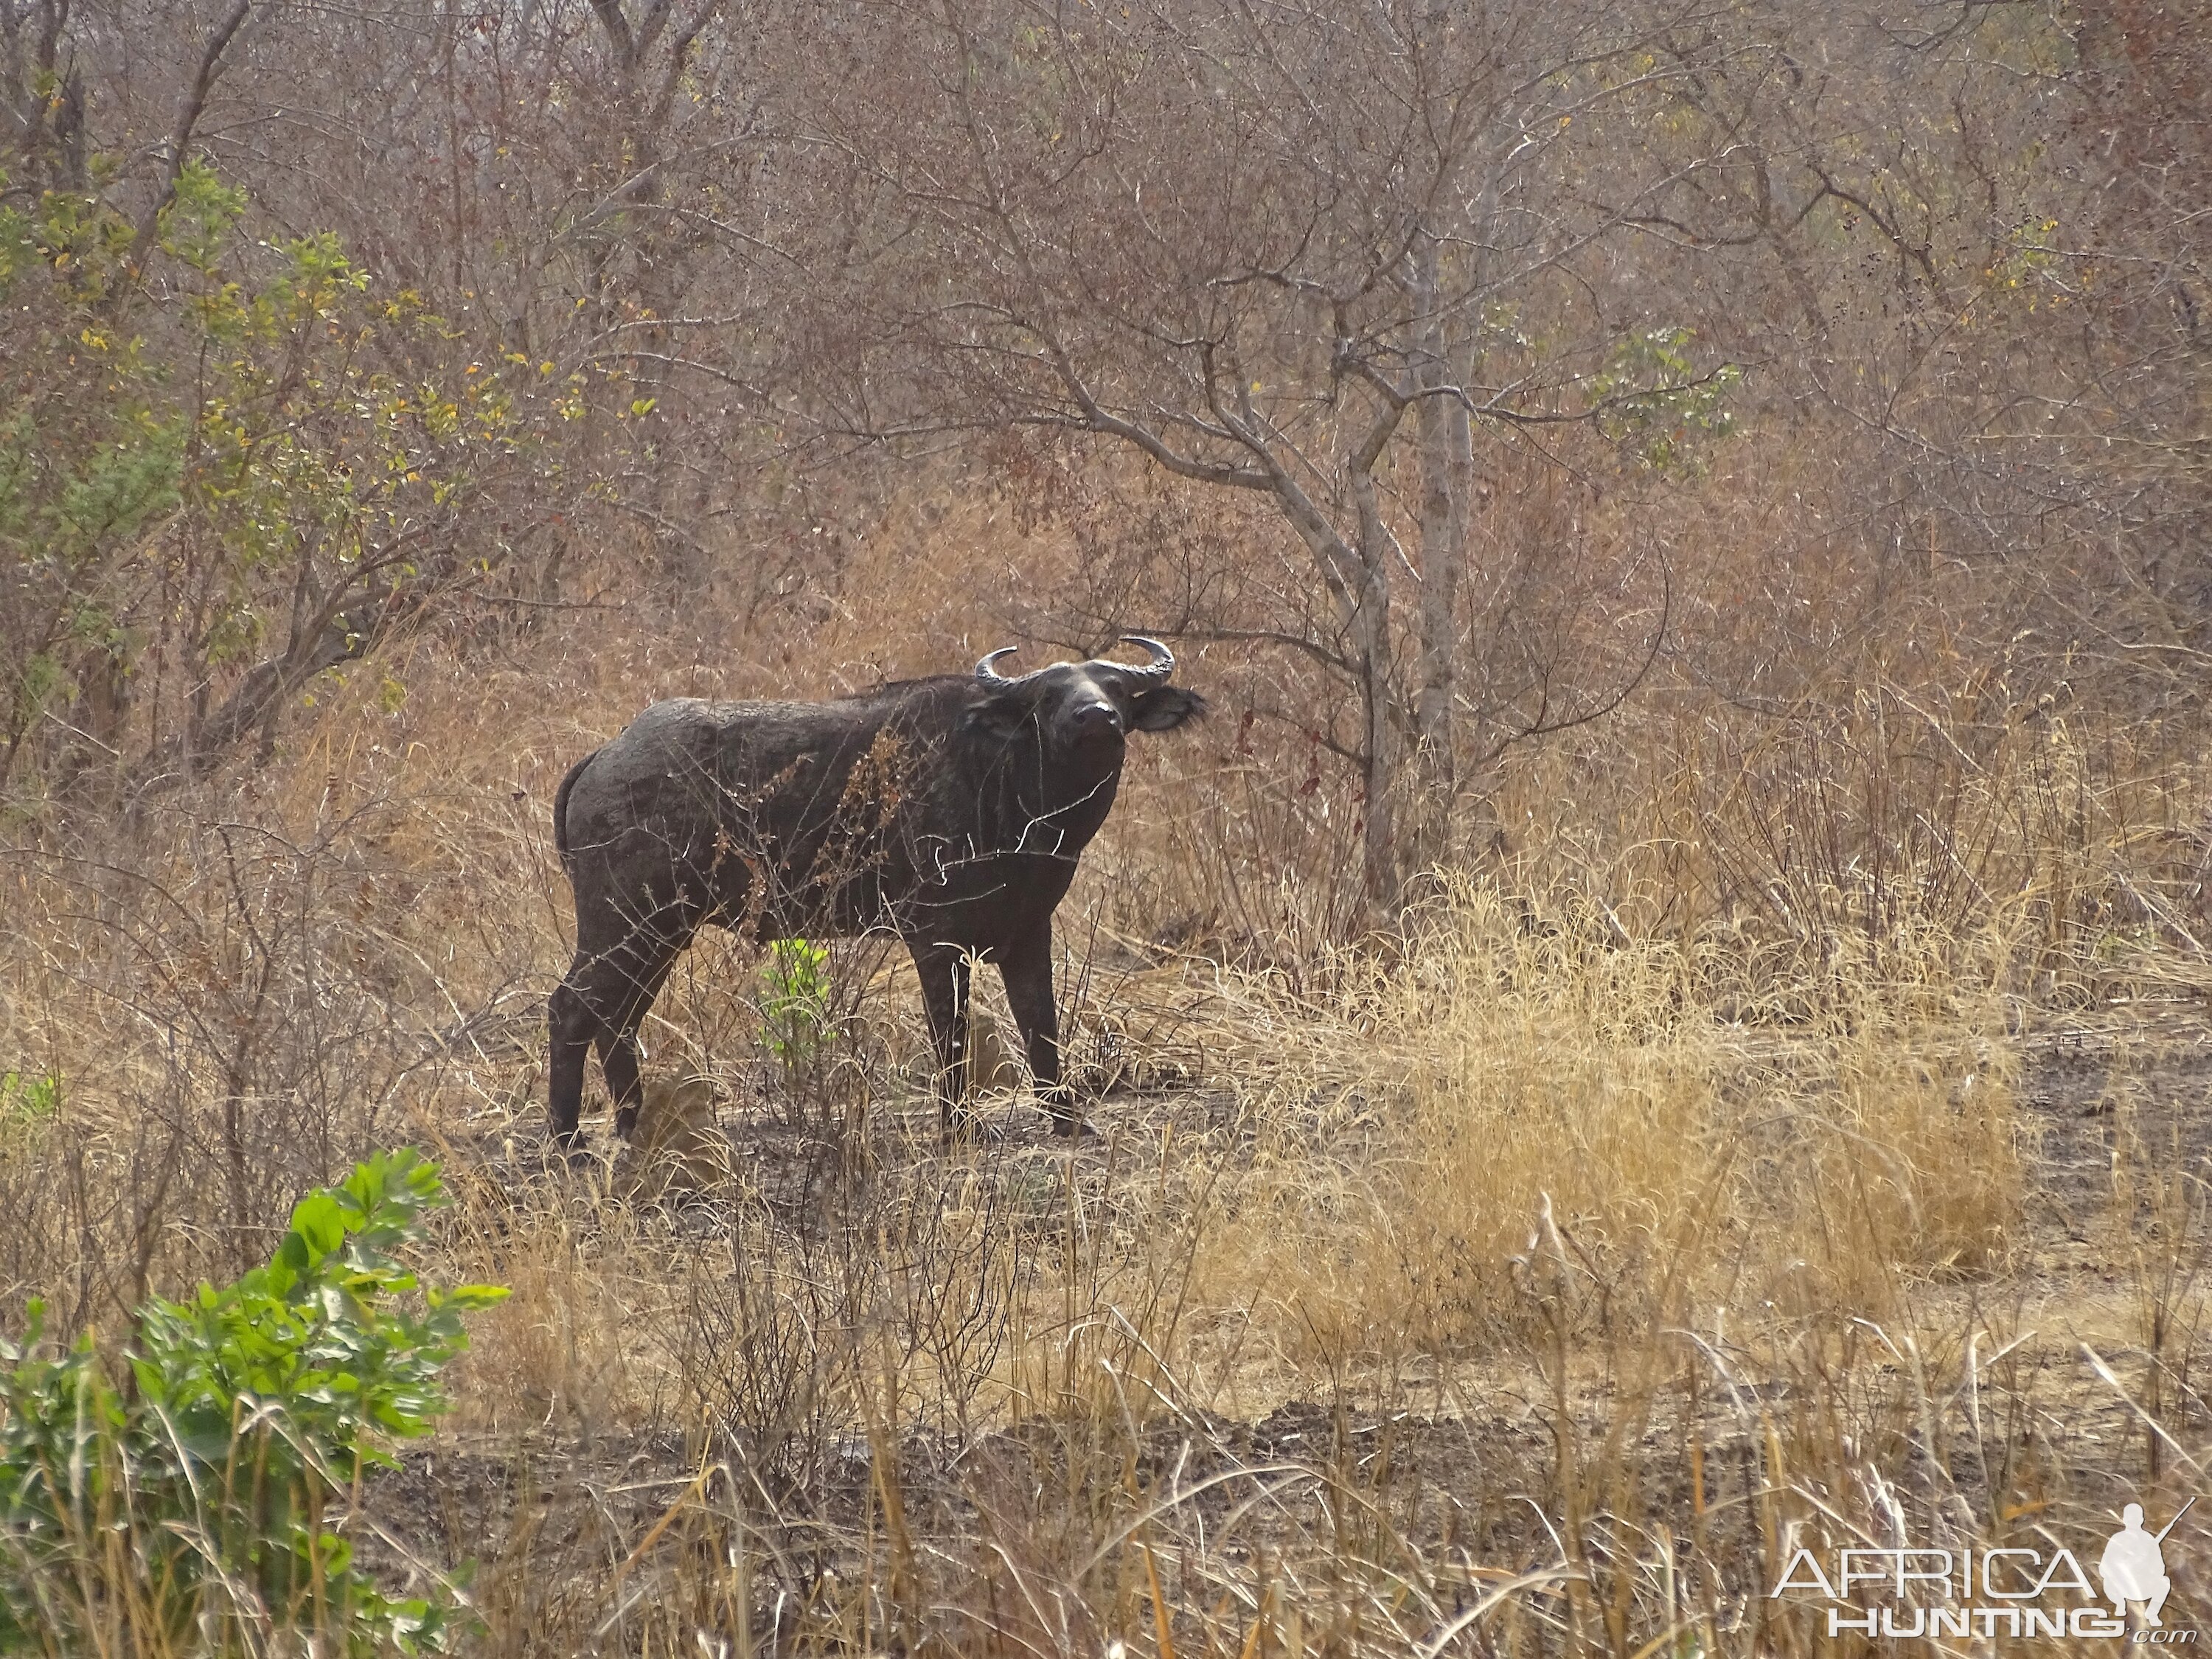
xmin=0 ymin=1072 xmax=58 ymax=1152
xmin=759 ymin=936 xmax=837 ymax=1068
xmin=0 ymin=1148 xmax=506 ymax=1655
xmin=0 ymin=1071 xmax=58 ymax=1124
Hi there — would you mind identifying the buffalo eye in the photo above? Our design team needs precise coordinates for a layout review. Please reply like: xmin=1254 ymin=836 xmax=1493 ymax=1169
xmin=961 ymin=692 xmax=1032 ymax=739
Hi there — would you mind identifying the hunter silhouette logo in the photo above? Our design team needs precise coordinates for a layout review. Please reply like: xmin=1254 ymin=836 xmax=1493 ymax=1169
xmin=2103 ymin=1499 xmax=2193 ymax=1627
xmin=1770 ymin=1495 xmax=2198 ymax=1639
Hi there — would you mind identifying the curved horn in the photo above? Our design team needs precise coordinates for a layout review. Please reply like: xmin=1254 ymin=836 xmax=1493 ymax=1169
xmin=1116 ymin=635 xmax=1175 ymax=684
xmin=975 ymin=647 xmax=1023 ymax=689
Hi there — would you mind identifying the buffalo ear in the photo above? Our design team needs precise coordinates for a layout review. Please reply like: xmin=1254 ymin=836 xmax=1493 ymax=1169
xmin=961 ymin=692 xmax=1031 ymax=739
xmin=1129 ymin=685 xmax=1206 ymax=732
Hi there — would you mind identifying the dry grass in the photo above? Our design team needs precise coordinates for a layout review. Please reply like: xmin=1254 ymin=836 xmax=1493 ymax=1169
xmin=4 ymin=514 xmax=2212 ymax=1655
xmin=1194 ymin=885 xmax=2023 ymax=1367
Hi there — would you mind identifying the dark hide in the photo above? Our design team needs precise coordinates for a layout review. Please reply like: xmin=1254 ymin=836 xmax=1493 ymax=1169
xmin=547 ymin=649 xmax=1205 ymax=1144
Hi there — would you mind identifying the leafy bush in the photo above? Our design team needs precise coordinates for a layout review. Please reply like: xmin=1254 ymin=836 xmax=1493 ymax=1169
xmin=0 ymin=1149 xmax=506 ymax=1655
xmin=759 ymin=937 xmax=838 ymax=1069
xmin=1585 ymin=324 xmax=1742 ymax=476
xmin=0 ymin=155 xmax=552 ymax=799
xmin=0 ymin=1071 xmax=58 ymax=1126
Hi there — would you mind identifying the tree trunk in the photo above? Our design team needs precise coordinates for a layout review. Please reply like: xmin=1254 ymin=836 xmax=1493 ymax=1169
xmin=585 ymin=0 xmax=724 ymax=588
xmin=1351 ymin=470 xmax=1399 ymax=914
xmin=1411 ymin=234 xmax=1471 ymax=861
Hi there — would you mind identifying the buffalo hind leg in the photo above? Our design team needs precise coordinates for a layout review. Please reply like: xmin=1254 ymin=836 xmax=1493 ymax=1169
xmin=909 ymin=941 xmax=973 ymax=1141
xmin=999 ymin=926 xmax=1090 ymax=1136
xmin=548 ymin=977 xmax=600 ymax=1148
xmin=599 ymin=935 xmax=686 ymax=1139
xmin=549 ymin=926 xmax=689 ymax=1147
xmin=599 ymin=1026 xmax=645 ymax=1139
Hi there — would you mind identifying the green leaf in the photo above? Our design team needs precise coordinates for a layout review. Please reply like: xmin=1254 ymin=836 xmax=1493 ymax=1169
xmin=289 ymin=1190 xmax=347 ymax=1261
xmin=0 ymin=1147 xmax=501 ymax=1651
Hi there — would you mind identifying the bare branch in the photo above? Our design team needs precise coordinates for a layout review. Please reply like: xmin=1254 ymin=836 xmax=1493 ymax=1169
xmin=117 ymin=0 xmax=251 ymax=293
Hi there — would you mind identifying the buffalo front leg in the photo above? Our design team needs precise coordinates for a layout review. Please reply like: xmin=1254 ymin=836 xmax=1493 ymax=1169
xmin=908 ymin=941 xmax=973 ymax=1141
xmin=999 ymin=927 xmax=1089 ymax=1136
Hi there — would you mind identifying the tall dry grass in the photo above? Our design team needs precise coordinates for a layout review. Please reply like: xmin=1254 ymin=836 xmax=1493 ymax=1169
xmin=1198 ymin=883 xmax=2022 ymax=1370
xmin=3 ymin=488 xmax=2211 ymax=1653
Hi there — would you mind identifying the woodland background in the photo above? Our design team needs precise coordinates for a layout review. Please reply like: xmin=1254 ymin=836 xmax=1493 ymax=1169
xmin=3 ymin=1 xmax=2211 ymax=1654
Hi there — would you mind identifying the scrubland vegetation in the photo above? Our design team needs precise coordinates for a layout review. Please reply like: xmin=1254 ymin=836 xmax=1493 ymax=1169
xmin=4 ymin=0 xmax=2211 ymax=1652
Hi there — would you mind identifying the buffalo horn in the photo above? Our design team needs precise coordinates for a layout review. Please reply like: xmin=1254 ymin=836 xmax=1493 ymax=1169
xmin=975 ymin=647 xmax=1023 ymax=689
xmin=1116 ymin=635 xmax=1175 ymax=684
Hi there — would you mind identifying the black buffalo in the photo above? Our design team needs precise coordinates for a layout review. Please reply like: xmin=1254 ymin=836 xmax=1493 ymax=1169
xmin=547 ymin=637 xmax=1204 ymax=1144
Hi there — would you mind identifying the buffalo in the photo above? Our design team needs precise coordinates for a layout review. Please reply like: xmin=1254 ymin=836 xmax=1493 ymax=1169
xmin=547 ymin=637 xmax=1204 ymax=1145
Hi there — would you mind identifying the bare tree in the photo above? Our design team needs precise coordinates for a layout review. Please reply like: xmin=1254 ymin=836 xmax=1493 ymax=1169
xmin=786 ymin=0 xmax=1731 ymax=908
